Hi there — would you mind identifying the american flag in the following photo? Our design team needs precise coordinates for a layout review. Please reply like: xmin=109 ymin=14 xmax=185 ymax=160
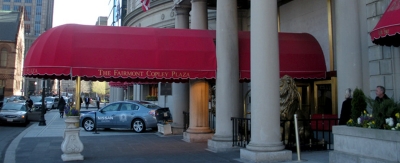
xmin=141 ymin=0 xmax=150 ymax=12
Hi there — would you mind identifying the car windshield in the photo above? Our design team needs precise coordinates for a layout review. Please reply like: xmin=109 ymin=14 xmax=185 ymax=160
xmin=30 ymin=96 xmax=42 ymax=102
xmin=2 ymin=103 xmax=26 ymax=111
xmin=138 ymin=102 xmax=161 ymax=109
xmin=45 ymin=97 xmax=53 ymax=102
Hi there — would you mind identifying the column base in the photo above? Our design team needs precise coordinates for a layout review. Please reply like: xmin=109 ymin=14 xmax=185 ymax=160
xmin=240 ymin=148 xmax=292 ymax=163
xmin=157 ymin=123 xmax=172 ymax=135
xmin=207 ymin=139 xmax=240 ymax=152
xmin=61 ymin=153 xmax=84 ymax=161
xmin=183 ymin=132 xmax=214 ymax=143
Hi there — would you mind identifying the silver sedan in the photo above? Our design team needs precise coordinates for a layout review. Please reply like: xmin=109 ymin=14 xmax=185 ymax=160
xmin=79 ymin=101 xmax=162 ymax=133
xmin=0 ymin=102 xmax=42 ymax=125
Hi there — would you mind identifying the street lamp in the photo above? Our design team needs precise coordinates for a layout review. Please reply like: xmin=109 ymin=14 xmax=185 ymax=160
xmin=34 ymin=82 xmax=37 ymax=95
xmin=38 ymin=80 xmax=46 ymax=126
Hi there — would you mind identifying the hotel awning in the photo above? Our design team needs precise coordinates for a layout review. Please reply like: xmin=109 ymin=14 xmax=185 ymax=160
xmin=239 ymin=32 xmax=326 ymax=81
xmin=370 ymin=0 xmax=400 ymax=47
xmin=23 ymin=24 xmax=326 ymax=82
xmin=23 ymin=24 xmax=217 ymax=82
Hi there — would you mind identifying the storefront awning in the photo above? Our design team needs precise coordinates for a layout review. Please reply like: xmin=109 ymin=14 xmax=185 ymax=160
xmin=23 ymin=24 xmax=326 ymax=82
xmin=370 ymin=0 xmax=400 ymax=47
xmin=23 ymin=24 xmax=217 ymax=82
xmin=239 ymin=32 xmax=326 ymax=81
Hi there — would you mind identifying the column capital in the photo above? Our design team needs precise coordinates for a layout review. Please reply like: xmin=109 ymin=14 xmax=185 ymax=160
xmin=173 ymin=5 xmax=191 ymax=15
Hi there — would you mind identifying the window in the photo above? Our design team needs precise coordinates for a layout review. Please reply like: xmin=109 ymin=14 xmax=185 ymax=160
xmin=36 ymin=0 xmax=42 ymax=6
xmin=2 ymin=5 xmax=11 ymax=11
xmin=25 ymin=0 xmax=32 ymax=3
xmin=13 ymin=5 xmax=20 ymax=11
xmin=102 ymin=103 xmax=119 ymax=111
xmin=25 ymin=6 xmax=32 ymax=19
xmin=15 ymin=0 xmax=22 ymax=2
xmin=34 ymin=24 xmax=41 ymax=36
xmin=3 ymin=0 xmax=10 ymax=2
xmin=35 ymin=6 xmax=42 ymax=15
xmin=25 ymin=24 xmax=31 ymax=34
xmin=1 ymin=48 xmax=8 ymax=67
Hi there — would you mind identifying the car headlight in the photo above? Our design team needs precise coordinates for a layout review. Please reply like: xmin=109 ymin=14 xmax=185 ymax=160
xmin=20 ymin=115 xmax=25 ymax=118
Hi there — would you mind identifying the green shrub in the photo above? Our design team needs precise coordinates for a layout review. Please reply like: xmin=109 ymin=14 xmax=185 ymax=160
xmin=365 ymin=97 xmax=400 ymax=129
xmin=351 ymin=88 xmax=367 ymax=122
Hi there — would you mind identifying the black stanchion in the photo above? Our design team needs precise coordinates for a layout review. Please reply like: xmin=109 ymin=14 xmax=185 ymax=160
xmin=93 ymin=111 xmax=99 ymax=134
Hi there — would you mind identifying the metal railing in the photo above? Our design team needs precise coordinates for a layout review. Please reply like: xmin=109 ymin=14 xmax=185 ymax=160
xmin=231 ymin=117 xmax=339 ymax=151
xmin=231 ymin=117 xmax=251 ymax=147
xmin=183 ymin=110 xmax=216 ymax=132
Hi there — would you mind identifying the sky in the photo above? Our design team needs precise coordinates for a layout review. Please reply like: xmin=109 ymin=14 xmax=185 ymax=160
xmin=52 ymin=0 xmax=110 ymax=27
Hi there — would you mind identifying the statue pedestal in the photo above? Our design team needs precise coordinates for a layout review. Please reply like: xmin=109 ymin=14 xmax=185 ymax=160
xmin=61 ymin=116 xmax=84 ymax=161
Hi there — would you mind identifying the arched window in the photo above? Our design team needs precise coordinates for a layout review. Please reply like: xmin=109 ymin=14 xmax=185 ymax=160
xmin=1 ymin=48 xmax=8 ymax=67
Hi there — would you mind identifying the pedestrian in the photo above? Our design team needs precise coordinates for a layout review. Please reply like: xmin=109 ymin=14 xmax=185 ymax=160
xmin=25 ymin=96 xmax=33 ymax=110
xmin=375 ymin=85 xmax=389 ymax=103
xmin=339 ymin=88 xmax=352 ymax=125
xmin=96 ymin=95 xmax=101 ymax=110
xmin=58 ymin=96 xmax=66 ymax=118
xmin=84 ymin=96 xmax=90 ymax=110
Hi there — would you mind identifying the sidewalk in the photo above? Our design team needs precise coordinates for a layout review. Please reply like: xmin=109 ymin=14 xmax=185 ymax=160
xmin=4 ymin=109 xmax=330 ymax=163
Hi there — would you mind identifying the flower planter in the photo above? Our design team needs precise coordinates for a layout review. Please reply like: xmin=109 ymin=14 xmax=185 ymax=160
xmin=330 ymin=126 xmax=400 ymax=163
xmin=61 ymin=116 xmax=84 ymax=161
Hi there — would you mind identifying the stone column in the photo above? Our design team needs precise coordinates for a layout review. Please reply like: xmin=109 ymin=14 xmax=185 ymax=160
xmin=208 ymin=0 xmax=241 ymax=152
xmin=334 ymin=0 xmax=362 ymax=116
xmin=116 ymin=87 xmax=124 ymax=101
xmin=190 ymin=0 xmax=208 ymax=30
xmin=240 ymin=0 xmax=291 ymax=162
xmin=183 ymin=0 xmax=213 ymax=142
xmin=171 ymin=4 xmax=190 ymax=135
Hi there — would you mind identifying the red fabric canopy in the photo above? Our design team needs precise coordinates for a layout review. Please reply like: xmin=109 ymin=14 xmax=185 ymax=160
xmin=23 ymin=24 xmax=217 ymax=82
xmin=370 ymin=0 xmax=400 ymax=47
xmin=239 ymin=32 xmax=326 ymax=81
xmin=23 ymin=24 xmax=326 ymax=82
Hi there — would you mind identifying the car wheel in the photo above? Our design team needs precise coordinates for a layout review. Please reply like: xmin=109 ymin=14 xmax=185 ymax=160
xmin=83 ymin=118 xmax=95 ymax=131
xmin=51 ymin=105 xmax=55 ymax=110
xmin=132 ymin=119 xmax=145 ymax=133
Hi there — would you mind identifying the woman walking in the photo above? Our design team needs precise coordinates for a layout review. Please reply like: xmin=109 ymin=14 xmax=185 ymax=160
xmin=58 ymin=96 xmax=66 ymax=118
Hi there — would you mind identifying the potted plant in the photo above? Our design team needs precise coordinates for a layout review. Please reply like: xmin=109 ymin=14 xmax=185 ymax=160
xmin=61 ymin=105 xmax=84 ymax=161
xmin=330 ymin=89 xmax=400 ymax=163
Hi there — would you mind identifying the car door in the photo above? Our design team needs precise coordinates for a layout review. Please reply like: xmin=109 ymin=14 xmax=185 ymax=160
xmin=27 ymin=107 xmax=43 ymax=121
xmin=96 ymin=103 xmax=120 ymax=128
xmin=114 ymin=103 xmax=139 ymax=128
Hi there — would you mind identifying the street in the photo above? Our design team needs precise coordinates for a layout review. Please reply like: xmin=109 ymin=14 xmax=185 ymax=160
xmin=0 ymin=123 xmax=31 ymax=163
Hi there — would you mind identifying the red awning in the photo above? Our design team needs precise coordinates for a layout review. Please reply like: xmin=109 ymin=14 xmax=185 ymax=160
xmin=370 ymin=0 xmax=400 ymax=47
xmin=23 ymin=24 xmax=217 ymax=82
xmin=239 ymin=32 xmax=326 ymax=81
xmin=108 ymin=82 xmax=128 ymax=88
xmin=23 ymin=24 xmax=326 ymax=82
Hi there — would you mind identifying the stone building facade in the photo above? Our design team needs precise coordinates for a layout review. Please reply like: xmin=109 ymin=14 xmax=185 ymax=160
xmin=0 ymin=11 xmax=24 ymax=98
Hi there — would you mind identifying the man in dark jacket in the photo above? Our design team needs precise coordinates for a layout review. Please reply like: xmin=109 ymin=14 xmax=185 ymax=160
xmin=84 ymin=96 xmax=90 ymax=110
xmin=26 ymin=96 xmax=33 ymax=110
xmin=375 ymin=85 xmax=389 ymax=103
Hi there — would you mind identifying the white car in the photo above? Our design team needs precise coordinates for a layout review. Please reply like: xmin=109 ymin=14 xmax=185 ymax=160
xmin=45 ymin=97 xmax=60 ymax=110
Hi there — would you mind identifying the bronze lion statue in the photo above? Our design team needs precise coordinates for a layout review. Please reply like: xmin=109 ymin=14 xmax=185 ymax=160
xmin=280 ymin=75 xmax=311 ymax=145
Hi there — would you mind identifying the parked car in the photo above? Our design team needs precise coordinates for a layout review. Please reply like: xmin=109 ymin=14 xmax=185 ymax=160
xmin=0 ymin=101 xmax=42 ymax=125
xmin=3 ymin=95 xmax=26 ymax=103
xmin=30 ymin=96 xmax=47 ymax=111
xmin=79 ymin=101 xmax=162 ymax=133
xmin=45 ymin=97 xmax=59 ymax=110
